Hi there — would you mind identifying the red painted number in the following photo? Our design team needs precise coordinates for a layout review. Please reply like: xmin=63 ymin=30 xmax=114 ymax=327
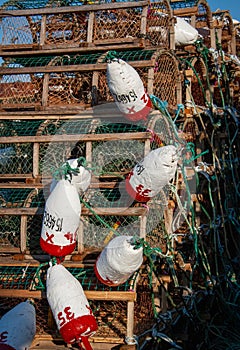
xmin=57 ymin=306 xmax=75 ymax=327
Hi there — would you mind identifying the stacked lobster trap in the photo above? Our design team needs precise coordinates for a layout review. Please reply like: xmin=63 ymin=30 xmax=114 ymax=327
xmin=0 ymin=0 xmax=173 ymax=53
xmin=0 ymin=49 xmax=182 ymax=112
xmin=0 ymin=0 xmax=240 ymax=349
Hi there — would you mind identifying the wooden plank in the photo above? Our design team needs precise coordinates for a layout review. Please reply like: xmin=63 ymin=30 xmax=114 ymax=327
xmin=0 ymin=1 xmax=148 ymax=17
xmin=0 ymin=247 xmax=20 ymax=253
xmin=0 ymin=289 xmax=136 ymax=301
xmin=0 ymin=131 xmax=152 ymax=143
xmin=0 ymin=107 xmax=161 ymax=119
xmin=0 ymin=42 xmax=143 ymax=56
xmin=0 ymin=207 xmax=148 ymax=216
xmin=0 ymin=181 xmax=123 ymax=189
xmin=0 ymin=60 xmax=153 ymax=75
xmin=173 ymin=7 xmax=198 ymax=16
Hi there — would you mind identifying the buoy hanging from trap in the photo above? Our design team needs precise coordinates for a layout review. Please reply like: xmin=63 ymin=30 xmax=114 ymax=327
xmin=107 ymin=56 xmax=152 ymax=121
xmin=47 ymin=264 xmax=97 ymax=349
xmin=174 ymin=17 xmax=199 ymax=46
xmin=40 ymin=179 xmax=81 ymax=257
xmin=125 ymin=145 xmax=178 ymax=202
xmin=0 ymin=300 xmax=36 ymax=350
xmin=50 ymin=158 xmax=91 ymax=195
xmin=94 ymin=235 xmax=143 ymax=286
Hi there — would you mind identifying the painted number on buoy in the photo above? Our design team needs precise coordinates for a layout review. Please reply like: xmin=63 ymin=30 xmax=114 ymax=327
xmin=0 ymin=331 xmax=8 ymax=343
xmin=57 ymin=306 xmax=75 ymax=327
xmin=43 ymin=210 xmax=63 ymax=232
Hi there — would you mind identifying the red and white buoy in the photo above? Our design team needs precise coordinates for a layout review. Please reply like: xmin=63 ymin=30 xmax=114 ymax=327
xmin=40 ymin=179 xmax=81 ymax=257
xmin=47 ymin=264 xmax=97 ymax=349
xmin=94 ymin=235 xmax=143 ymax=286
xmin=50 ymin=158 xmax=91 ymax=195
xmin=107 ymin=57 xmax=152 ymax=121
xmin=0 ymin=300 xmax=36 ymax=350
xmin=125 ymin=145 xmax=178 ymax=202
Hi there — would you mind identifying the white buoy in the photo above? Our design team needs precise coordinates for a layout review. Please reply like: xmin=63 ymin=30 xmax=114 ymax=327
xmin=40 ymin=179 xmax=81 ymax=257
xmin=94 ymin=235 xmax=143 ymax=286
xmin=47 ymin=264 xmax=97 ymax=349
xmin=50 ymin=158 xmax=91 ymax=195
xmin=174 ymin=17 xmax=199 ymax=46
xmin=0 ymin=300 xmax=36 ymax=350
xmin=125 ymin=145 xmax=178 ymax=202
xmin=107 ymin=58 xmax=152 ymax=121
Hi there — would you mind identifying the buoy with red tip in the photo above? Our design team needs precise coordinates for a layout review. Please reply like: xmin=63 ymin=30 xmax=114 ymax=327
xmin=50 ymin=158 xmax=91 ymax=195
xmin=40 ymin=179 xmax=81 ymax=257
xmin=46 ymin=264 xmax=98 ymax=349
xmin=125 ymin=145 xmax=178 ymax=202
xmin=0 ymin=300 xmax=36 ymax=350
xmin=107 ymin=54 xmax=152 ymax=121
xmin=94 ymin=235 xmax=143 ymax=286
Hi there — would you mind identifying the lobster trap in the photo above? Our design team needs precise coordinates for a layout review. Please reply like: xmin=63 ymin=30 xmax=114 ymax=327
xmin=171 ymin=0 xmax=214 ymax=48
xmin=0 ymin=264 xmax=139 ymax=346
xmin=0 ymin=110 xmax=182 ymax=260
xmin=0 ymin=0 xmax=174 ymax=53
xmin=213 ymin=10 xmax=236 ymax=55
xmin=0 ymin=49 xmax=182 ymax=112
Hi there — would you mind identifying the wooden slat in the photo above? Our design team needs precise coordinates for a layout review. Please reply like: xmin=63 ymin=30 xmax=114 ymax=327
xmin=0 ymin=1 xmax=148 ymax=17
xmin=173 ymin=7 xmax=198 ymax=16
xmin=0 ymin=60 xmax=153 ymax=75
xmin=0 ymin=107 xmax=160 ymax=119
xmin=0 ymin=42 xmax=144 ymax=56
xmin=0 ymin=207 xmax=148 ymax=216
xmin=0 ymin=131 xmax=152 ymax=143
xmin=0 ymin=289 xmax=136 ymax=301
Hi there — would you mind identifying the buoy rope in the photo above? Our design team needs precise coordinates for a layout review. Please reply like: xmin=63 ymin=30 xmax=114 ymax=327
xmin=52 ymin=156 xmax=90 ymax=181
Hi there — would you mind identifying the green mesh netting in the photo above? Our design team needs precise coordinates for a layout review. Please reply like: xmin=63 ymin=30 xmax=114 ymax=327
xmin=0 ymin=265 xmax=136 ymax=291
xmin=5 ymin=53 xmax=104 ymax=68
xmin=4 ymin=50 xmax=156 ymax=68
xmin=103 ymin=50 xmax=156 ymax=62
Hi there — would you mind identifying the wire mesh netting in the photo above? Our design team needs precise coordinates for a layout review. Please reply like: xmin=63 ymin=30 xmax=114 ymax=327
xmin=152 ymin=51 xmax=180 ymax=111
xmin=0 ymin=50 xmax=181 ymax=111
xmin=0 ymin=110 xmax=180 ymax=254
xmin=0 ymin=1 xmax=172 ymax=49
xmin=0 ymin=264 xmax=138 ymax=339
xmin=0 ymin=296 xmax=131 ymax=340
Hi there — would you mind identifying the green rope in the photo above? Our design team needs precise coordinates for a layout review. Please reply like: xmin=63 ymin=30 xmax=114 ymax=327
xmin=52 ymin=157 xmax=90 ymax=181
xmin=106 ymin=50 xmax=119 ymax=61
xmin=80 ymin=196 xmax=123 ymax=235
xmin=183 ymin=142 xmax=209 ymax=165
xmin=184 ymin=58 xmax=211 ymax=109
xmin=32 ymin=262 xmax=49 ymax=290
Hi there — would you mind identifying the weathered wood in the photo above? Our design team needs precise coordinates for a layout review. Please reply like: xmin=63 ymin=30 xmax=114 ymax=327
xmin=20 ymin=215 xmax=27 ymax=253
xmin=0 ymin=43 xmax=143 ymax=56
xmin=0 ymin=1 xmax=148 ymax=17
xmin=0 ymin=132 xmax=152 ymax=143
xmin=87 ymin=11 xmax=94 ymax=43
xmin=0 ymin=289 xmax=136 ymax=301
xmin=173 ymin=7 xmax=198 ymax=16
xmin=0 ymin=60 xmax=154 ymax=75
xmin=126 ymin=301 xmax=135 ymax=341
xmin=0 ymin=207 xmax=148 ymax=216
xmin=33 ymin=143 xmax=40 ymax=178
xmin=0 ymin=108 xmax=161 ymax=119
